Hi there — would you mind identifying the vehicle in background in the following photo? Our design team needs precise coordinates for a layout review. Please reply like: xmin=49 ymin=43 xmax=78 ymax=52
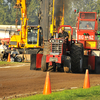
xmin=71 ymin=11 xmax=100 ymax=73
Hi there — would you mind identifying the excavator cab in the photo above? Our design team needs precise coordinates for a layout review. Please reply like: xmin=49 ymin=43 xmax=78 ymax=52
xmin=27 ymin=26 xmax=43 ymax=48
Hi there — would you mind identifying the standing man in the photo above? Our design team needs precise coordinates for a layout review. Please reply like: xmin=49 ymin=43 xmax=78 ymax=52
xmin=0 ymin=41 xmax=7 ymax=52
xmin=0 ymin=41 xmax=7 ymax=60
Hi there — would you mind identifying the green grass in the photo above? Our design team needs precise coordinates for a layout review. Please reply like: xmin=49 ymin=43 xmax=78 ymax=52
xmin=0 ymin=61 xmax=21 ymax=65
xmin=9 ymin=85 xmax=100 ymax=100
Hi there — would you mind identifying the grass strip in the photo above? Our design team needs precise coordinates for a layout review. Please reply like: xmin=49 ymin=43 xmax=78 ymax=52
xmin=0 ymin=61 xmax=21 ymax=66
xmin=10 ymin=85 xmax=100 ymax=100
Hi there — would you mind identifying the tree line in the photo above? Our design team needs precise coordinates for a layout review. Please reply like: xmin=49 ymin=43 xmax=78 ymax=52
xmin=0 ymin=0 xmax=100 ymax=30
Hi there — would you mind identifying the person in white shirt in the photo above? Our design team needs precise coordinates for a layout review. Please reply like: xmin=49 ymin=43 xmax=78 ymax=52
xmin=0 ymin=41 xmax=7 ymax=60
xmin=0 ymin=41 xmax=7 ymax=52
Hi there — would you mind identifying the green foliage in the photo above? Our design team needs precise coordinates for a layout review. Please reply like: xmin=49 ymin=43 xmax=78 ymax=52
xmin=8 ymin=0 xmax=20 ymax=25
xmin=96 ymin=0 xmax=100 ymax=30
xmin=0 ymin=0 xmax=9 ymax=24
xmin=0 ymin=0 xmax=40 ymax=25
xmin=0 ymin=0 xmax=99 ymax=30
xmin=27 ymin=0 xmax=40 ymax=25
xmin=64 ymin=0 xmax=97 ymax=27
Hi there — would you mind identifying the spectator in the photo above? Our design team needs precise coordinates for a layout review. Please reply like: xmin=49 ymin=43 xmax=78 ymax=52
xmin=5 ymin=42 xmax=10 ymax=49
xmin=0 ymin=40 xmax=1 ymax=45
xmin=0 ymin=41 xmax=7 ymax=60
xmin=0 ymin=41 xmax=7 ymax=53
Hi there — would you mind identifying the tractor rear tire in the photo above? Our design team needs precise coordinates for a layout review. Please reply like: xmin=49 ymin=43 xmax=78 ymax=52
xmin=53 ymin=62 xmax=56 ymax=72
xmin=48 ymin=62 xmax=56 ymax=72
xmin=41 ymin=55 xmax=48 ymax=71
xmin=71 ymin=43 xmax=84 ymax=73
xmin=56 ymin=63 xmax=63 ymax=72
xmin=63 ymin=56 xmax=71 ymax=73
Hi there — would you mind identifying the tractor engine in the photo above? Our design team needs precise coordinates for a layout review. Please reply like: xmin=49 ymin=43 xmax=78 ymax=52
xmin=50 ymin=38 xmax=66 ymax=55
xmin=46 ymin=38 xmax=67 ymax=64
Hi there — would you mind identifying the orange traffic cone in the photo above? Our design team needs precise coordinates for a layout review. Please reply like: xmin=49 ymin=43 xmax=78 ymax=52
xmin=43 ymin=72 xmax=51 ymax=95
xmin=7 ymin=53 xmax=11 ymax=62
xmin=83 ymin=69 xmax=90 ymax=89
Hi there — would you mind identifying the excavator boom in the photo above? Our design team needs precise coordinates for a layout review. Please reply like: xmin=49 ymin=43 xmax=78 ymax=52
xmin=15 ymin=0 xmax=27 ymax=39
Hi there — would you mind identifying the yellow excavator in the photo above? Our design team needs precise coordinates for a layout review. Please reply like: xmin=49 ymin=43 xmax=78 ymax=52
xmin=9 ymin=0 xmax=43 ymax=54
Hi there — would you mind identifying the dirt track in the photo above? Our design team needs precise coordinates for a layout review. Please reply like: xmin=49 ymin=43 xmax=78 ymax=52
xmin=0 ymin=63 xmax=100 ymax=99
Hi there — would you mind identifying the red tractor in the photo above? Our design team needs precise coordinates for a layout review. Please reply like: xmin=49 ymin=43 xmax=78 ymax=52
xmin=41 ymin=25 xmax=73 ymax=72
xmin=71 ymin=11 xmax=100 ymax=73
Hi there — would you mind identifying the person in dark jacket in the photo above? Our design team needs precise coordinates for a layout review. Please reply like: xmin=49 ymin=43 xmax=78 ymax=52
xmin=58 ymin=28 xmax=69 ymax=39
xmin=58 ymin=28 xmax=69 ymax=45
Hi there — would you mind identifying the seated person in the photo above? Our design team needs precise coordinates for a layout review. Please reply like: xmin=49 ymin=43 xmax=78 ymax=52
xmin=58 ymin=28 xmax=69 ymax=39
xmin=58 ymin=28 xmax=69 ymax=45
xmin=86 ymin=23 xmax=92 ymax=29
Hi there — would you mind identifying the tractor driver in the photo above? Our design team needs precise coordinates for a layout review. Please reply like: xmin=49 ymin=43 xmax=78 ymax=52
xmin=58 ymin=28 xmax=69 ymax=39
xmin=86 ymin=23 xmax=92 ymax=29
xmin=58 ymin=28 xmax=69 ymax=45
